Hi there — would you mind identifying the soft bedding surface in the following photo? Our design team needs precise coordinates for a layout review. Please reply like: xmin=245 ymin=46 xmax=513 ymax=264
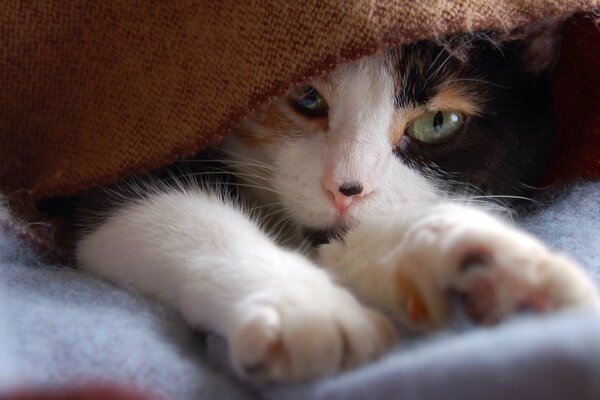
xmin=1 ymin=181 xmax=600 ymax=399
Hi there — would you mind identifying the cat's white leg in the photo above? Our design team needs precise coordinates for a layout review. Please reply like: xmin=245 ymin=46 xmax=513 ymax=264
xmin=319 ymin=203 xmax=600 ymax=330
xmin=77 ymin=190 xmax=395 ymax=383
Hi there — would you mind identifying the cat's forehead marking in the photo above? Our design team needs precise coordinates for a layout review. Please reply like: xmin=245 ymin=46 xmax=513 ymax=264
xmin=385 ymin=41 xmax=484 ymax=132
xmin=389 ymin=41 xmax=476 ymax=109
xmin=233 ymin=39 xmax=488 ymax=150
xmin=384 ymin=42 xmax=487 ymax=146
xmin=318 ymin=54 xmax=391 ymax=98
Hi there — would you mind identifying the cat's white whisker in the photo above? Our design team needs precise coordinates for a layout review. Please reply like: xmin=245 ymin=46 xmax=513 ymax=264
xmin=444 ymin=78 xmax=511 ymax=89
xmin=425 ymin=34 xmax=477 ymax=83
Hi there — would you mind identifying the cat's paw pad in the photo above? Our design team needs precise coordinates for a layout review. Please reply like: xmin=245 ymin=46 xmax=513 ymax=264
xmin=419 ymin=213 xmax=600 ymax=324
xmin=447 ymin=238 xmax=600 ymax=323
xmin=229 ymin=288 xmax=396 ymax=383
xmin=391 ymin=207 xmax=600 ymax=327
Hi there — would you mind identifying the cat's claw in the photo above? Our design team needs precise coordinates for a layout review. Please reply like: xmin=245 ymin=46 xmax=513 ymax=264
xmin=229 ymin=286 xmax=396 ymax=383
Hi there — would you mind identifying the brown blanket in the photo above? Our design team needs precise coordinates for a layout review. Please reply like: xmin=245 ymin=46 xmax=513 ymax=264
xmin=0 ymin=1 xmax=599 ymax=251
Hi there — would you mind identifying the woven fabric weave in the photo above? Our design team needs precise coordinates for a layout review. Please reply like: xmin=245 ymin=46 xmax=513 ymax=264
xmin=0 ymin=1 xmax=598 ymax=247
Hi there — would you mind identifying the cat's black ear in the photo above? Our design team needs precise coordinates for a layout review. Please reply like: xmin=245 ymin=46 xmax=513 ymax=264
xmin=512 ymin=16 xmax=566 ymax=75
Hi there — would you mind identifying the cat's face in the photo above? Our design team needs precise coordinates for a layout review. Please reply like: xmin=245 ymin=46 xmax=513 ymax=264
xmin=224 ymin=32 xmax=558 ymax=234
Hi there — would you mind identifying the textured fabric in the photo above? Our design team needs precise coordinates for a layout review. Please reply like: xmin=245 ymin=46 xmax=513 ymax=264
xmin=1 ymin=181 xmax=600 ymax=400
xmin=267 ymin=311 xmax=600 ymax=400
xmin=0 ymin=2 xmax=599 ymax=238
xmin=0 ymin=219 xmax=257 ymax=400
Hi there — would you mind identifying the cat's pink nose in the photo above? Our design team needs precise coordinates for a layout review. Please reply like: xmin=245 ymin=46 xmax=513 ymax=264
xmin=324 ymin=181 xmax=369 ymax=213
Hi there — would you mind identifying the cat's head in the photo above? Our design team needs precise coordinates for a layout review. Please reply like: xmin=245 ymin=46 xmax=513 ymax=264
xmin=223 ymin=22 xmax=562 ymax=234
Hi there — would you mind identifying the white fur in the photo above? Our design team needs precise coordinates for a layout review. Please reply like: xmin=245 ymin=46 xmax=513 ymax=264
xmin=77 ymin=189 xmax=395 ymax=383
xmin=319 ymin=203 xmax=600 ymax=330
xmin=78 ymin=54 xmax=599 ymax=384
xmin=224 ymin=55 xmax=439 ymax=230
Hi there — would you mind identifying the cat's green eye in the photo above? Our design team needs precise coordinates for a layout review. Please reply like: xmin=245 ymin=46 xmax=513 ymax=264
xmin=408 ymin=111 xmax=465 ymax=144
xmin=290 ymin=85 xmax=329 ymax=117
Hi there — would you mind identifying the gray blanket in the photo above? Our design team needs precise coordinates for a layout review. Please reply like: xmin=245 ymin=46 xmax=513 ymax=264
xmin=1 ymin=182 xmax=599 ymax=399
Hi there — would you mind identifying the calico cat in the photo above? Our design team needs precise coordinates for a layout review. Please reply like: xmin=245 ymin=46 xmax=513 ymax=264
xmin=74 ymin=21 xmax=599 ymax=383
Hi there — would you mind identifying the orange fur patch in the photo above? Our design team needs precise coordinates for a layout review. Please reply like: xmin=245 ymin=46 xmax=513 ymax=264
xmin=389 ymin=106 xmax=424 ymax=145
xmin=232 ymin=123 xmax=277 ymax=148
xmin=232 ymin=104 xmax=291 ymax=147
xmin=395 ymin=267 xmax=430 ymax=323
xmin=233 ymin=99 xmax=328 ymax=148
xmin=428 ymin=84 xmax=482 ymax=115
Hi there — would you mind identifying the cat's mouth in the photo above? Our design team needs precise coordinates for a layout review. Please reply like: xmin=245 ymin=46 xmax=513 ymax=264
xmin=303 ymin=227 xmax=347 ymax=247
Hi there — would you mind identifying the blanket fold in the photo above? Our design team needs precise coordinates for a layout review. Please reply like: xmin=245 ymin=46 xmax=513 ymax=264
xmin=2 ymin=181 xmax=600 ymax=400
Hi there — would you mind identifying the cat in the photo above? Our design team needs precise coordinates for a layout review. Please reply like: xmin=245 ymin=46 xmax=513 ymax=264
xmin=73 ymin=21 xmax=600 ymax=384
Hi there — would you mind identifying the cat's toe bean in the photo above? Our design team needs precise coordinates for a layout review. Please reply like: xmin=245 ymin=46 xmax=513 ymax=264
xmin=335 ymin=308 xmax=397 ymax=369
xmin=229 ymin=305 xmax=287 ymax=383
xmin=445 ymin=228 xmax=600 ymax=323
xmin=229 ymin=290 xmax=396 ymax=383
xmin=388 ymin=206 xmax=600 ymax=326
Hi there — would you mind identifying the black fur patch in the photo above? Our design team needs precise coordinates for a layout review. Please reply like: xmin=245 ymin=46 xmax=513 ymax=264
xmin=390 ymin=35 xmax=554 ymax=197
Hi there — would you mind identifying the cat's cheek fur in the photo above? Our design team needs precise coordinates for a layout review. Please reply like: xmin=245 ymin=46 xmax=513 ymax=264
xmin=271 ymin=135 xmax=338 ymax=227
xmin=318 ymin=203 xmax=600 ymax=330
xmin=76 ymin=190 xmax=396 ymax=383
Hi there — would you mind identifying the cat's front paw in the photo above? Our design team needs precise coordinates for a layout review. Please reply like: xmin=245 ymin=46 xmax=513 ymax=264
xmin=320 ymin=204 xmax=600 ymax=331
xmin=228 ymin=283 xmax=396 ymax=384
xmin=397 ymin=205 xmax=600 ymax=325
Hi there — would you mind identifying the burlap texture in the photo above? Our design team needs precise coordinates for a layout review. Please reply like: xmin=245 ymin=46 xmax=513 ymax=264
xmin=0 ymin=1 xmax=599 ymax=250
